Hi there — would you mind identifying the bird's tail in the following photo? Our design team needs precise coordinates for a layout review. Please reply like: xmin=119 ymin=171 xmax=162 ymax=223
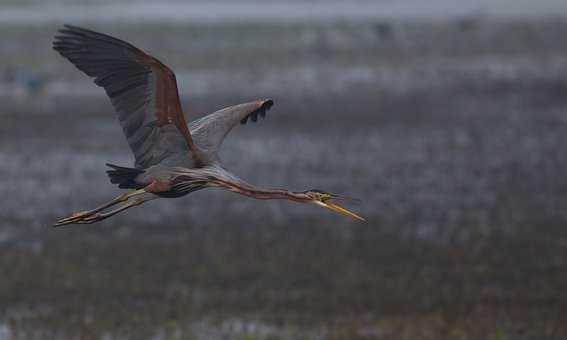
xmin=105 ymin=163 xmax=145 ymax=189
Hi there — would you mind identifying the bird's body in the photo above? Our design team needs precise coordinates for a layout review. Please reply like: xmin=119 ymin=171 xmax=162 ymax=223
xmin=105 ymin=100 xmax=275 ymax=199
xmin=52 ymin=25 xmax=363 ymax=226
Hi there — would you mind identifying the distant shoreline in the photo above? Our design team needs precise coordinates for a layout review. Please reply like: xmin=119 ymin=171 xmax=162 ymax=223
xmin=0 ymin=0 xmax=567 ymax=25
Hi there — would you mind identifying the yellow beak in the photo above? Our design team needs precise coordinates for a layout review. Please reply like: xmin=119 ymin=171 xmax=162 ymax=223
xmin=315 ymin=201 xmax=366 ymax=222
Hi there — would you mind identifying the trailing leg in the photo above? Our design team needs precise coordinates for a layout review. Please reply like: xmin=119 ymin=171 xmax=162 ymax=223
xmin=67 ymin=196 xmax=155 ymax=225
xmin=54 ymin=189 xmax=148 ymax=227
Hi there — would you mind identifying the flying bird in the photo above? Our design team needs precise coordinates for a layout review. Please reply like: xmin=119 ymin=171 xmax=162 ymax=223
xmin=52 ymin=25 xmax=364 ymax=226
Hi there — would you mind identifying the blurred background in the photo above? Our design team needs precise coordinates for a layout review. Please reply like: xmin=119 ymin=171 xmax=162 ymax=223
xmin=1 ymin=0 xmax=567 ymax=339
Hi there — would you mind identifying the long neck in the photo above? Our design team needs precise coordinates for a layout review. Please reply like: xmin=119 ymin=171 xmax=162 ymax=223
xmin=190 ymin=165 xmax=308 ymax=202
xmin=214 ymin=178 xmax=307 ymax=202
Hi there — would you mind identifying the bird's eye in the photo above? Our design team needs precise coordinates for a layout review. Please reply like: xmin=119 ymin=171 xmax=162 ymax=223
xmin=306 ymin=190 xmax=333 ymax=201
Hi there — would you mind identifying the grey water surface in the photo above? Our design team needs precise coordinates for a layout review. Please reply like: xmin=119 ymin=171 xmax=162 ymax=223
xmin=0 ymin=1 xmax=567 ymax=339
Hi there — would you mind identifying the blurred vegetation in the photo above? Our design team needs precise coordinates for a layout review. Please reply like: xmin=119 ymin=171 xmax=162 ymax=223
xmin=0 ymin=7 xmax=567 ymax=340
xmin=1 ymin=226 xmax=566 ymax=339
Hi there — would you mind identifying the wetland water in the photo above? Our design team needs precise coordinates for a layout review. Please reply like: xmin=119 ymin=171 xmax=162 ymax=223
xmin=0 ymin=2 xmax=567 ymax=339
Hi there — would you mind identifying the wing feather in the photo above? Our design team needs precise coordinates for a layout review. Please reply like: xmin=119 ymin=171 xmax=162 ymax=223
xmin=53 ymin=24 xmax=203 ymax=168
xmin=190 ymin=99 xmax=273 ymax=155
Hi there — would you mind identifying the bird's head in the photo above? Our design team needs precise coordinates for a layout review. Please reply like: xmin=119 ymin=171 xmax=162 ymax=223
xmin=302 ymin=189 xmax=365 ymax=222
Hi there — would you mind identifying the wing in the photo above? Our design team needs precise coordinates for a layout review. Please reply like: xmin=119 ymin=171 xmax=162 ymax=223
xmin=53 ymin=25 xmax=203 ymax=168
xmin=189 ymin=99 xmax=273 ymax=155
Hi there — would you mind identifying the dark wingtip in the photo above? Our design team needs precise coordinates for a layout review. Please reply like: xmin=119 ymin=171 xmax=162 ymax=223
xmin=262 ymin=99 xmax=274 ymax=109
xmin=242 ymin=99 xmax=274 ymax=125
xmin=60 ymin=24 xmax=90 ymax=34
xmin=57 ymin=24 xmax=81 ymax=36
xmin=53 ymin=24 xmax=83 ymax=51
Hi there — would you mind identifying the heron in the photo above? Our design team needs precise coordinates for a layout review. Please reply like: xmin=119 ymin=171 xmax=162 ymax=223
xmin=52 ymin=25 xmax=364 ymax=227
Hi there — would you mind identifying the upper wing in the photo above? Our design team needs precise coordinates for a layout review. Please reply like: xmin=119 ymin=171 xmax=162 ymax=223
xmin=53 ymin=25 xmax=203 ymax=168
xmin=189 ymin=99 xmax=274 ymax=155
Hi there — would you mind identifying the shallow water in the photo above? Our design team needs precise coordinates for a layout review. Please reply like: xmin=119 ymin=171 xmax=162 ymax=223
xmin=0 ymin=10 xmax=567 ymax=340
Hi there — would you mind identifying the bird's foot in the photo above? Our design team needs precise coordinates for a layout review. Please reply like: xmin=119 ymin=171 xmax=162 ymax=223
xmin=53 ymin=189 xmax=150 ymax=227
xmin=71 ymin=213 xmax=103 ymax=224
xmin=54 ymin=210 xmax=108 ymax=227
xmin=54 ymin=210 xmax=93 ymax=226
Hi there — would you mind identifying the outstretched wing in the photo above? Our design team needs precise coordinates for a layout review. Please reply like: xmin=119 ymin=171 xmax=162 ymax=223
xmin=190 ymin=99 xmax=273 ymax=155
xmin=53 ymin=25 xmax=203 ymax=168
